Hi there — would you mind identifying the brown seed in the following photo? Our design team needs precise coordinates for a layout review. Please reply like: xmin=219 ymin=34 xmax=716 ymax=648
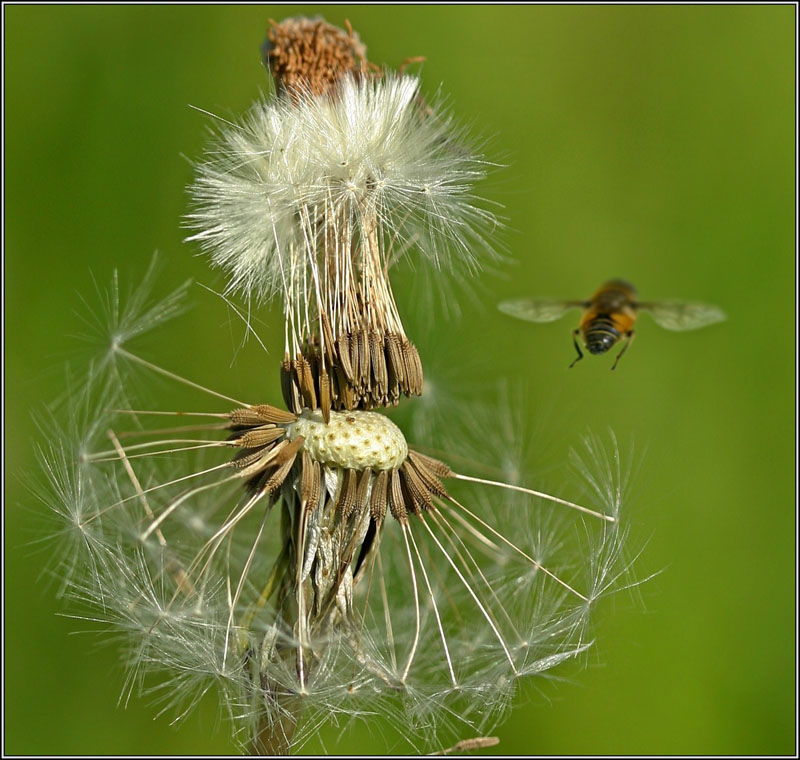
xmin=295 ymin=356 xmax=318 ymax=410
xmin=349 ymin=331 xmax=361 ymax=387
xmin=235 ymin=439 xmax=289 ymax=479
xmin=388 ymin=469 xmax=407 ymax=523
xmin=320 ymin=312 xmax=337 ymax=367
xmin=318 ymin=368 xmax=332 ymax=423
xmin=358 ymin=328 xmax=371 ymax=392
xmin=400 ymin=340 xmax=416 ymax=394
xmin=280 ymin=356 xmax=302 ymax=414
xmin=264 ymin=455 xmax=296 ymax=493
xmin=355 ymin=467 xmax=372 ymax=517
xmin=401 ymin=461 xmax=432 ymax=512
xmin=229 ymin=407 xmax=270 ymax=427
xmin=300 ymin=450 xmax=321 ymax=512
xmin=236 ymin=426 xmax=286 ymax=448
xmin=262 ymin=435 xmax=305 ymax=493
xmin=338 ymin=333 xmax=354 ymax=382
xmin=370 ymin=331 xmax=388 ymax=395
xmin=402 ymin=339 xmax=423 ymax=395
xmin=249 ymin=405 xmax=298 ymax=425
xmin=385 ymin=333 xmax=406 ymax=387
xmin=405 ymin=452 xmax=449 ymax=498
xmin=412 ymin=343 xmax=424 ymax=393
xmin=231 ymin=445 xmax=271 ymax=470
xmin=388 ymin=380 xmax=400 ymax=405
xmin=336 ymin=366 xmax=356 ymax=410
xmin=408 ymin=449 xmax=453 ymax=479
xmin=370 ymin=469 xmax=388 ymax=524
xmin=336 ymin=468 xmax=358 ymax=520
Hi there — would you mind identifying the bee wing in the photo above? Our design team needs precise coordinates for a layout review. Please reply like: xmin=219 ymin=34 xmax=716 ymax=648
xmin=498 ymin=298 xmax=585 ymax=323
xmin=638 ymin=301 xmax=727 ymax=331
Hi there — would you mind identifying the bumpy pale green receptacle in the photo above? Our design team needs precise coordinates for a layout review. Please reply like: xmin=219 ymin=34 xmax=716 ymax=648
xmin=286 ymin=409 xmax=408 ymax=471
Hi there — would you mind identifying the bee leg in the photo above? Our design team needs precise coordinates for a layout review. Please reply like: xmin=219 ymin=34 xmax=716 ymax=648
xmin=569 ymin=329 xmax=584 ymax=368
xmin=611 ymin=330 xmax=635 ymax=370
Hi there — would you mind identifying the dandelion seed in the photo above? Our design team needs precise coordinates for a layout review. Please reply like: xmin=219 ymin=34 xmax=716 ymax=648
xmin=431 ymin=735 xmax=500 ymax=755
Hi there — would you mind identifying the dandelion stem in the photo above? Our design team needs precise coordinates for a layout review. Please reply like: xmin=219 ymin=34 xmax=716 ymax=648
xmin=223 ymin=505 xmax=269 ymax=667
xmin=295 ymin=503 xmax=312 ymax=692
xmin=400 ymin=523 xmax=422 ymax=683
xmin=451 ymin=472 xmax=616 ymax=522
xmin=429 ymin=508 xmax=522 ymax=645
xmin=116 ymin=423 xmax=231 ymax=438
xmin=107 ymin=430 xmax=165 ymax=547
xmin=407 ymin=524 xmax=457 ymax=687
xmin=108 ymin=409 xmax=230 ymax=418
xmin=86 ymin=439 xmax=229 ymax=462
xmin=377 ymin=550 xmax=398 ymax=673
xmin=116 ymin=348 xmax=251 ymax=407
xmin=138 ymin=469 xmax=239 ymax=541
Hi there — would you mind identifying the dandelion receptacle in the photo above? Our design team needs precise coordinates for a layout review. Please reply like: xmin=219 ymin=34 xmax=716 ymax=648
xmin=44 ymin=17 xmax=637 ymax=754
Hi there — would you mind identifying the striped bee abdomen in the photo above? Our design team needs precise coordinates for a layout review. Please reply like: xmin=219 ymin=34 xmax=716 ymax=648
xmin=583 ymin=315 xmax=620 ymax=355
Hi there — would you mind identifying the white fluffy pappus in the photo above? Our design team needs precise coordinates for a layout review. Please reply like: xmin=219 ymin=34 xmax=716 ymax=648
xmin=185 ymin=73 xmax=498 ymax=308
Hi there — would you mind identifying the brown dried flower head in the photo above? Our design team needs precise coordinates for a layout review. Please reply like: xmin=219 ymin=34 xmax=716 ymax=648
xmin=264 ymin=16 xmax=369 ymax=99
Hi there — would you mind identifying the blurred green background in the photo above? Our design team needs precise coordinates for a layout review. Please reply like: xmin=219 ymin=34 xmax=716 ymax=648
xmin=6 ymin=5 xmax=795 ymax=755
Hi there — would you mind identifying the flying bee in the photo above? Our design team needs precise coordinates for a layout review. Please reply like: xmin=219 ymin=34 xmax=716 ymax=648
xmin=498 ymin=279 xmax=726 ymax=370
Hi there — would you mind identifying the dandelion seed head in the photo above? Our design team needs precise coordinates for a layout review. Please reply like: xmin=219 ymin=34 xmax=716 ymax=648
xmin=42 ymin=16 xmax=643 ymax=754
